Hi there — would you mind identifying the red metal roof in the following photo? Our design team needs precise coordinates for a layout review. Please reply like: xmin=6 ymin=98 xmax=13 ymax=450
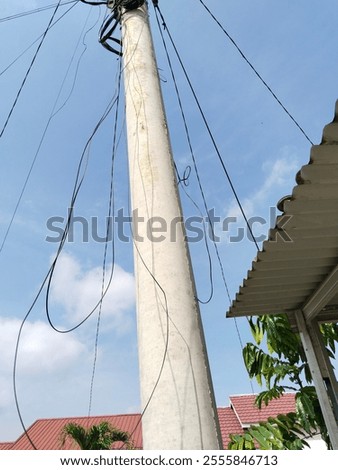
xmin=10 ymin=414 xmax=142 ymax=450
xmin=1 ymin=395 xmax=296 ymax=450
xmin=0 ymin=442 xmax=14 ymax=450
xmin=230 ymin=393 xmax=296 ymax=426
xmin=217 ymin=407 xmax=243 ymax=448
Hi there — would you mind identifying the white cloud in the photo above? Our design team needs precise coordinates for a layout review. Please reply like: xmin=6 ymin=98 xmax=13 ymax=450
xmin=49 ymin=253 xmax=135 ymax=332
xmin=0 ymin=316 xmax=85 ymax=409
xmin=226 ymin=153 xmax=299 ymax=220
xmin=0 ymin=317 xmax=84 ymax=376
xmin=214 ymin=152 xmax=300 ymax=244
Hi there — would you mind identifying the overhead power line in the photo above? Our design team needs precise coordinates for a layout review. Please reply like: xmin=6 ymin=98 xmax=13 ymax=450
xmin=88 ymin=57 xmax=123 ymax=418
xmin=153 ymin=4 xmax=255 ymax=397
xmin=154 ymin=4 xmax=260 ymax=251
xmin=0 ymin=1 xmax=79 ymax=23
xmin=198 ymin=0 xmax=314 ymax=146
xmin=0 ymin=1 xmax=64 ymax=140
xmin=0 ymin=1 xmax=84 ymax=256
xmin=13 ymin=90 xmax=121 ymax=449
xmin=0 ymin=2 xmax=80 ymax=78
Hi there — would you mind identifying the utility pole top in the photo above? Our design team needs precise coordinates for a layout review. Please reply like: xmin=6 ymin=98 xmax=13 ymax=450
xmin=107 ymin=0 xmax=146 ymax=11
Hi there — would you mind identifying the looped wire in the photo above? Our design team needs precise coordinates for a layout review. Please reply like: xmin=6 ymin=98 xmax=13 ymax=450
xmin=177 ymin=165 xmax=192 ymax=187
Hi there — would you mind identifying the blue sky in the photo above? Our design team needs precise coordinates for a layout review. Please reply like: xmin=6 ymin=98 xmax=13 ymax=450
xmin=0 ymin=0 xmax=337 ymax=442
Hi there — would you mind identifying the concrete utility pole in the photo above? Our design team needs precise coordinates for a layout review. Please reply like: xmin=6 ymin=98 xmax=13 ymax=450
xmin=117 ymin=1 xmax=222 ymax=449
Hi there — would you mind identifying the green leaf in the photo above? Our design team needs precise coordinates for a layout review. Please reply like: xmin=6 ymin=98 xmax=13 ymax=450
xmin=255 ymin=387 xmax=285 ymax=408
xmin=249 ymin=317 xmax=264 ymax=345
xmin=228 ymin=433 xmax=256 ymax=450
xmin=249 ymin=428 xmax=273 ymax=449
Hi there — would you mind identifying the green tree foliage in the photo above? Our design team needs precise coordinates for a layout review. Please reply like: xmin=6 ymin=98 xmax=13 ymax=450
xmin=60 ymin=421 xmax=134 ymax=450
xmin=228 ymin=413 xmax=309 ymax=450
xmin=228 ymin=315 xmax=338 ymax=450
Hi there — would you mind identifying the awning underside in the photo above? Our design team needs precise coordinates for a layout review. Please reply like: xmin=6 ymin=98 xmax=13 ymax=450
xmin=227 ymin=102 xmax=338 ymax=327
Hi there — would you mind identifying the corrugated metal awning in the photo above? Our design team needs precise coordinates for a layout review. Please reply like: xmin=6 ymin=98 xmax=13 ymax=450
xmin=227 ymin=101 xmax=338 ymax=328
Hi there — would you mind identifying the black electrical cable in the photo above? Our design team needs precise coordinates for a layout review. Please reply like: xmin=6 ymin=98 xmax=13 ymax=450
xmin=176 ymin=164 xmax=191 ymax=187
xmin=0 ymin=1 xmax=63 ymax=140
xmin=152 ymin=4 xmax=257 ymax=397
xmin=156 ymin=23 xmax=231 ymax=303
xmin=0 ymin=1 xmax=80 ymax=78
xmin=51 ymin=6 xmax=102 ymax=118
xmin=95 ymin=0 xmax=146 ymax=55
xmin=0 ymin=4 xmax=94 ymax=257
xmin=99 ymin=11 xmax=122 ymax=56
xmin=103 ymin=0 xmax=145 ymax=11
xmin=44 ymin=95 xmax=120 ymax=335
xmin=13 ymin=271 xmax=52 ymax=450
xmin=156 ymin=16 xmax=213 ymax=304
xmin=155 ymin=14 xmax=247 ymax=412
xmin=117 ymin=194 xmax=171 ymax=449
xmin=198 ymin=0 xmax=314 ymax=146
xmin=154 ymin=9 xmax=234 ymax=305
xmin=88 ymin=57 xmax=123 ymax=418
xmin=176 ymin=172 xmax=215 ymax=305
xmin=11 ymin=4 xmax=106 ymax=450
xmin=80 ymin=0 xmax=107 ymax=5
xmin=13 ymin=91 xmax=121 ymax=449
xmin=123 ymin=222 xmax=208 ymax=447
xmin=195 ymin=1 xmax=285 ymax=395
xmin=0 ymin=1 xmax=79 ymax=23
xmin=154 ymin=5 xmax=260 ymax=252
